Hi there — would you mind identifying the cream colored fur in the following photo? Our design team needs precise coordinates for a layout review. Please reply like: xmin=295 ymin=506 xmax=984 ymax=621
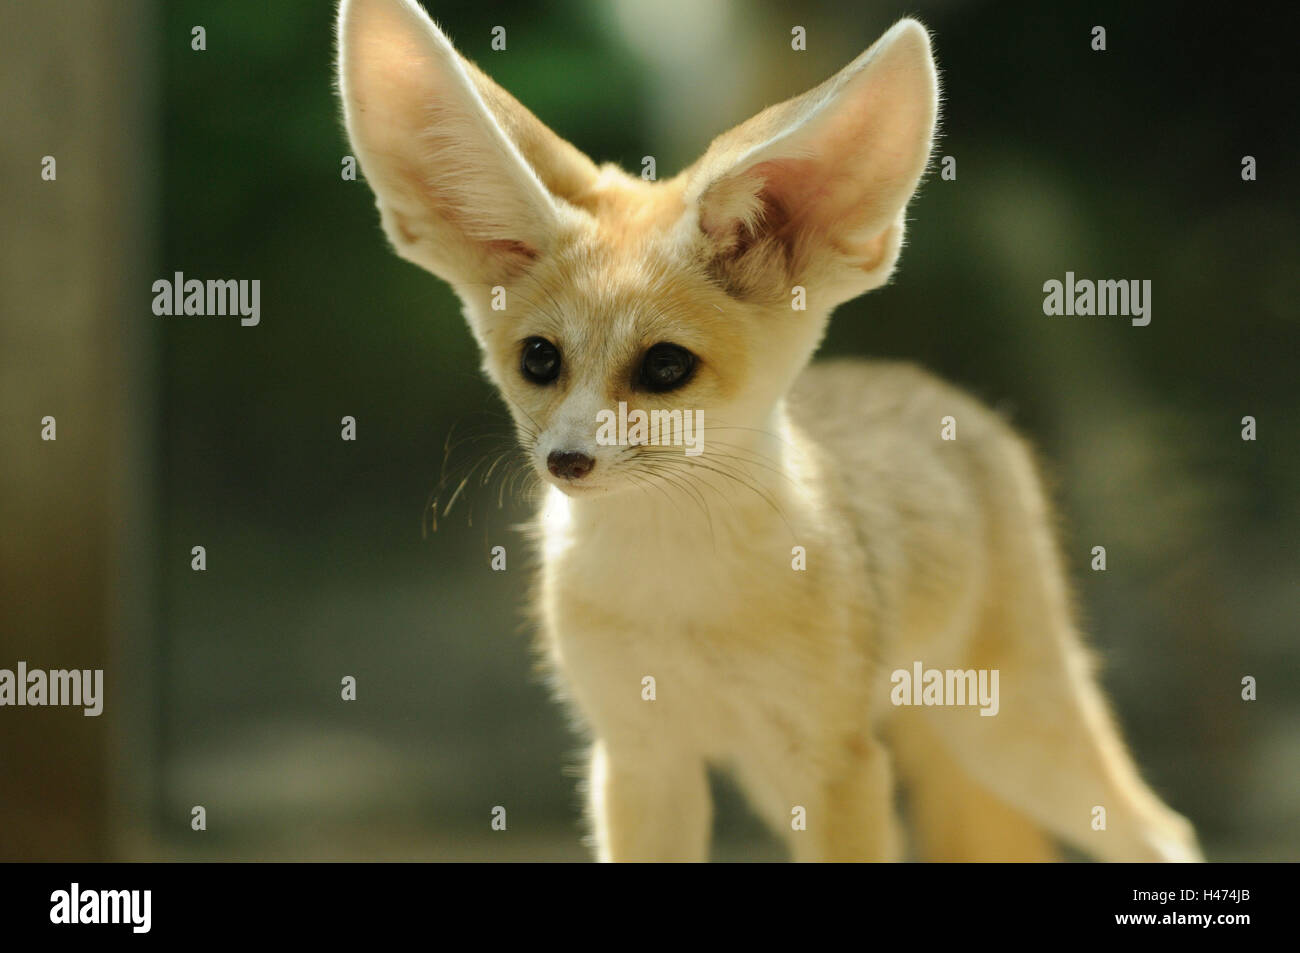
xmin=337 ymin=0 xmax=1203 ymax=862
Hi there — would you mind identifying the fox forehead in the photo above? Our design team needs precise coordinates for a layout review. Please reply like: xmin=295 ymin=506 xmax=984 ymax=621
xmin=569 ymin=163 xmax=690 ymax=234
xmin=499 ymin=168 xmax=730 ymax=343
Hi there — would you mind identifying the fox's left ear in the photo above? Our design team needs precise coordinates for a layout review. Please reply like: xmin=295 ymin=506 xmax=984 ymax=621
xmin=686 ymin=20 xmax=938 ymax=307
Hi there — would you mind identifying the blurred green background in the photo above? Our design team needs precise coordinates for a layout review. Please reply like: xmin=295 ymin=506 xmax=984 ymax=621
xmin=2 ymin=0 xmax=1295 ymax=860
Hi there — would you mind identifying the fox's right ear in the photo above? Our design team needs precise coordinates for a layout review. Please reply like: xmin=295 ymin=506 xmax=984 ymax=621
xmin=336 ymin=0 xmax=598 ymax=288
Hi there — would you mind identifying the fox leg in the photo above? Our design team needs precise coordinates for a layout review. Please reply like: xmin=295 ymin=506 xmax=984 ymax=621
xmin=734 ymin=734 xmax=901 ymax=862
xmin=808 ymin=735 xmax=902 ymax=862
xmin=891 ymin=712 xmax=1059 ymax=861
xmin=588 ymin=738 xmax=711 ymax=862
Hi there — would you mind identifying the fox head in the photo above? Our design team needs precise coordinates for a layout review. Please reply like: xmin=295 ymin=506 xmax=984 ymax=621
xmin=337 ymin=0 xmax=938 ymax=497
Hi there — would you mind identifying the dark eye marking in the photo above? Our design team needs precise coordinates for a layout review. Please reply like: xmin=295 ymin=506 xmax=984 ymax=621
xmin=638 ymin=343 xmax=697 ymax=393
xmin=521 ymin=337 xmax=561 ymax=384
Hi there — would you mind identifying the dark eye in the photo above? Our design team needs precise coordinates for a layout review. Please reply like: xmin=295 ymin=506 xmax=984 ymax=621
xmin=638 ymin=343 xmax=697 ymax=393
xmin=521 ymin=337 xmax=561 ymax=384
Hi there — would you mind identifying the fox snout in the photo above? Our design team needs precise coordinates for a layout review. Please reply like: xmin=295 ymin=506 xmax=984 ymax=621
xmin=532 ymin=385 xmax=610 ymax=491
xmin=547 ymin=450 xmax=595 ymax=481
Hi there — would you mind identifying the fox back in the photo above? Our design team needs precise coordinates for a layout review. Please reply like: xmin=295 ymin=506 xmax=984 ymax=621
xmin=337 ymin=0 xmax=1202 ymax=862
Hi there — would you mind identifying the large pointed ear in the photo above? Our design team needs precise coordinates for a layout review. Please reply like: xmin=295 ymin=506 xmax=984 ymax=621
xmin=336 ymin=0 xmax=600 ymax=287
xmin=685 ymin=20 xmax=938 ymax=307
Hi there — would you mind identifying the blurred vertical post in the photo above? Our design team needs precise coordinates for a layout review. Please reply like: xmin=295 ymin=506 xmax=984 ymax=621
xmin=0 ymin=0 xmax=156 ymax=858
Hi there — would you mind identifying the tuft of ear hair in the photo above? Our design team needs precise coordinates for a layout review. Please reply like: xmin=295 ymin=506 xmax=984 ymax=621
xmin=685 ymin=20 xmax=939 ymax=307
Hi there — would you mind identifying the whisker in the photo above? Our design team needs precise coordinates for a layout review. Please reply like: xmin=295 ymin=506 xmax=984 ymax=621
xmin=639 ymin=449 xmax=795 ymax=536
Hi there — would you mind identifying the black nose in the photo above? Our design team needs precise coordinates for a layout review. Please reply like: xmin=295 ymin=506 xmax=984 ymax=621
xmin=547 ymin=450 xmax=595 ymax=481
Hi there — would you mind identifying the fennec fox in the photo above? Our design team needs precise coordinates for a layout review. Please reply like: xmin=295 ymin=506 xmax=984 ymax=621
xmin=337 ymin=0 xmax=1203 ymax=862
